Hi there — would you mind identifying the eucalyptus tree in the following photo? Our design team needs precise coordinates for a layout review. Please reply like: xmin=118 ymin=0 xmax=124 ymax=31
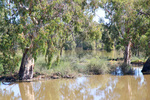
xmin=135 ymin=0 xmax=150 ymax=57
xmin=0 ymin=0 xmax=102 ymax=80
xmin=99 ymin=0 xmax=150 ymax=65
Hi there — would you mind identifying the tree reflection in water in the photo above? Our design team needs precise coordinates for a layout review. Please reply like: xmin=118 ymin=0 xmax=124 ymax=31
xmin=0 ymin=68 xmax=150 ymax=100
xmin=19 ymin=82 xmax=35 ymax=100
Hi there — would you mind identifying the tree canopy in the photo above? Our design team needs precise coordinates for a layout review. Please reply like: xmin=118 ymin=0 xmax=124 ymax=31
xmin=98 ymin=0 xmax=150 ymax=64
xmin=0 ymin=0 xmax=102 ymax=77
xmin=0 ymin=0 xmax=150 ymax=79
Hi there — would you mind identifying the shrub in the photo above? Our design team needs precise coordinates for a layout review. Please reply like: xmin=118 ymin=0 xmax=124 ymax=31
xmin=64 ymin=41 xmax=76 ymax=50
xmin=120 ymin=63 xmax=134 ymax=75
xmin=86 ymin=58 xmax=109 ymax=74
xmin=82 ymin=41 xmax=95 ymax=50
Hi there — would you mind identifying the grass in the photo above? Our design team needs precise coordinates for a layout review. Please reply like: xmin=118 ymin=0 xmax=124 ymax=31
xmin=34 ymin=53 xmax=111 ymax=77
xmin=131 ymin=56 xmax=147 ymax=63
xmin=86 ymin=58 xmax=109 ymax=74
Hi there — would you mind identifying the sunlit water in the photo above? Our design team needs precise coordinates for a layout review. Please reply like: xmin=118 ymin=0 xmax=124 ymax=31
xmin=1 ymin=50 xmax=150 ymax=100
xmin=0 ymin=67 xmax=150 ymax=100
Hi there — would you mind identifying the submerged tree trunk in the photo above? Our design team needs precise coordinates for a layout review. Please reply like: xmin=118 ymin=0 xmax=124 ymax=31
xmin=19 ymin=48 xmax=34 ymax=80
xmin=124 ymin=40 xmax=132 ymax=65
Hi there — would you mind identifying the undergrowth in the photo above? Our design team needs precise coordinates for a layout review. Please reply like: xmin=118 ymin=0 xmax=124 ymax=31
xmin=35 ymin=54 xmax=111 ymax=76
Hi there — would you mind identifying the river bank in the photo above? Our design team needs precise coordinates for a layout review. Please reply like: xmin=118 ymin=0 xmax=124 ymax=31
xmin=0 ymin=61 xmax=141 ymax=82
xmin=0 ymin=50 xmax=146 ymax=82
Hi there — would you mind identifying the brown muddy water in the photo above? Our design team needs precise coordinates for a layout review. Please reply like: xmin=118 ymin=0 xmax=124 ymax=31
xmin=0 ymin=50 xmax=150 ymax=100
xmin=0 ymin=67 xmax=150 ymax=100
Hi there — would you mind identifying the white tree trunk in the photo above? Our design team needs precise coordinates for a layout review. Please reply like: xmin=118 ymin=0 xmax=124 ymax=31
xmin=124 ymin=40 xmax=132 ymax=65
xmin=19 ymin=49 xmax=34 ymax=80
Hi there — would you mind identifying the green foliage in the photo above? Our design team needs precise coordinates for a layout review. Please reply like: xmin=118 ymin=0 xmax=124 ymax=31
xmin=34 ymin=51 xmax=111 ymax=76
xmin=120 ymin=63 xmax=134 ymax=75
xmin=64 ymin=41 xmax=76 ymax=50
xmin=52 ymin=60 xmax=75 ymax=77
xmin=0 ymin=2 xmax=21 ymax=74
xmin=86 ymin=58 xmax=109 ymax=74
xmin=82 ymin=40 xmax=95 ymax=50
xmin=0 ymin=0 xmax=103 ymax=74
xmin=100 ymin=0 xmax=150 ymax=58
xmin=140 ymin=29 xmax=150 ymax=57
xmin=102 ymin=28 xmax=114 ymax=52
xmin=0 ymin=55 xmax=19 ymax=74
xmin=1 ymin=0 xmax=149 ymax=75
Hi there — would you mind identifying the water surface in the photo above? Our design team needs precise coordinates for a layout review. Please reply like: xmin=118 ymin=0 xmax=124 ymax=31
xmin=0 ymin=67 xmax=150 ymax=100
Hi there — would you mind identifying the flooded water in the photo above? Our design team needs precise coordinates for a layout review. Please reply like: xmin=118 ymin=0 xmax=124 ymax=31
xmin=64 ymin=48 xmax=123 ymax=59
xmin=0 ymin=67 xmax=150 ymax=100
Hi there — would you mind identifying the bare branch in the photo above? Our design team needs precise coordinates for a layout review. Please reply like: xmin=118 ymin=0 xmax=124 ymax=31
xmin=19 ymin=2 xmax=29 ymax=10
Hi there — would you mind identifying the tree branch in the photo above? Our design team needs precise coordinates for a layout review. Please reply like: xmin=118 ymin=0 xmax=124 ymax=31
xmin=138 ymin=10 xmax=150 ymax=17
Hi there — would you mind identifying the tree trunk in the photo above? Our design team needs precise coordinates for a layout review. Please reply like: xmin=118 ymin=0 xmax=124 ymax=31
xmin=60 ymin=46 xmax=63 ymax=56
xmin=142 ymin=57 xmax=150 ymax=73
xmin=19 ymin=49 xmax=34 ymax=80
xmin=124 ymin=40 xmax=132 ymax=65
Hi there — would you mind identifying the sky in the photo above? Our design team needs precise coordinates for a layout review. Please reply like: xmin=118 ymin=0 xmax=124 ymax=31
xmin=93 ymin=7 xmax=109 ymax=23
